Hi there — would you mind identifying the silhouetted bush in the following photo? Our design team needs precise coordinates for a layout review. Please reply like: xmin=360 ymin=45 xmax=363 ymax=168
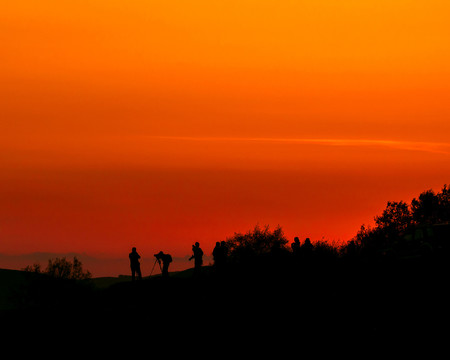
xmin=24 ymin=256 xmax=91 ymax=280
xmin=313 ymin=240 xmax=339 ymax=262
xmin=18 ymin=256 xmax=93 ymax=310
xmin=224 ymin=224 xmax=290 ymax=268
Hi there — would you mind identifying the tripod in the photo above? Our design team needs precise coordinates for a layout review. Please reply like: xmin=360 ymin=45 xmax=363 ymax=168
xmin=150 ymin=257 xmax=162 ymax=276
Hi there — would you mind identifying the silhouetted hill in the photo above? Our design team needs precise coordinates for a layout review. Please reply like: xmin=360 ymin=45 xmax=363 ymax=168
xmin=2 ymin=183 xmax=449 ymax=346
xmin=0 ymin=268 xmax=31 ymax=311
xmin=91 ymin=266 xmax=197 ymax=289
xmin=0 ymin=266 xmax=194 ymax=311
xmin=83 ymin=255 xmax=447 ymax=346
xmin=1 ymin=252 xmax=447 ymax=350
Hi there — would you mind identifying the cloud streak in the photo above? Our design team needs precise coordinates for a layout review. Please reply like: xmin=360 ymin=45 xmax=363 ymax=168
xmin=151 ymin=136 xmax=450 ymax=155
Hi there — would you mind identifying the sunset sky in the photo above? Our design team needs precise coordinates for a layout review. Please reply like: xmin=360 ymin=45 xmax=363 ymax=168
xmin=1 ymin=1 xmax=450 ymax=276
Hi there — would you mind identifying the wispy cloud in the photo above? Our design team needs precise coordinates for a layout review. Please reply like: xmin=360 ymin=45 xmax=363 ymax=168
xmin=151 ymin=136 xmax=450 ymax=155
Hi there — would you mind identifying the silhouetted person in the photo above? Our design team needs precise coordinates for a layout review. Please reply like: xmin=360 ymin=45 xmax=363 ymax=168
xmin=129 ymin=247 xmax=142 ymax=281
xmin=189 ymin=242 xmax=203 ymax=275
xmin=302 ymin=238 xmax=314 ymax=259
xmin=213 ymin=242 xmax=221 ymax=264
xmin=291 ymin=237 xmax=301 ymax=256
xmin=213 ymin=241 xmax=229 ymax=274
xmin=154 ymin=251 xmax=173 ymax=278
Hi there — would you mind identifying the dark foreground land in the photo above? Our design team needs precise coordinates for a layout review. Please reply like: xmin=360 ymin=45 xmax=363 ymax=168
xmin=4 ymin=186 xmax=450 ymax=352
xmin=1 ymin=254 xmax=447 ymax=350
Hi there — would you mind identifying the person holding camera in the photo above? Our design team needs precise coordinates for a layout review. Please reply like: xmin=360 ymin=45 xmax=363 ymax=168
xmin=129 ymin=247 xmax=142 ymax=281
xmin=154 ymin=251 xmax=173 ymax=278
xmin=189 ymin=242 xmax=203 ymax=276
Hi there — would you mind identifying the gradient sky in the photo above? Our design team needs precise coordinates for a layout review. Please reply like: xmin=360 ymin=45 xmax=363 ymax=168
xmin=1 ymin=1 xmax=450 ymax=276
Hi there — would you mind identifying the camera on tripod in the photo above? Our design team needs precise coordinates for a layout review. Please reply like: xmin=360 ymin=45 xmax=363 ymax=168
xmin=150 ymin=251 xmax=172 ymax=277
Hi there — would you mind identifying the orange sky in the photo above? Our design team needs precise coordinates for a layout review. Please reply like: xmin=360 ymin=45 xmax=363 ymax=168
xmin=1 ymin=1 xmax=450 ymax=276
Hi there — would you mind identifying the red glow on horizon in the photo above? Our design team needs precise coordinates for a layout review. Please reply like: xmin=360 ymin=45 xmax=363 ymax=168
xmin=1 ymin=1 xmax=450 ymax=276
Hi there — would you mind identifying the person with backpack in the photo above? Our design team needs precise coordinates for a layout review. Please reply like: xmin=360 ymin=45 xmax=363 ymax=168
xmin=154 ymin=251 xmax=173 ymax=278
xmin=189 ymin=242 xmax=203 ymax=276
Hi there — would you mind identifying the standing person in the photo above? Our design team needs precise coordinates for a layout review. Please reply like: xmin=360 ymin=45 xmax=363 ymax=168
xmin=213 ymin=241 xmax=224 ymax=275
xmin=154 ymin=251 xmax=172 ymax=278
xmin=213 ymin=242 xmax=222 ymax=266
xmin=213 ymin=241 xmax=229 ymax=276
xmin=189 ymin=242 xmax=203 ymax=276
xmin=291 ymin=237 xmax=301 ymax=257
xmin=301 ymin=238 xmax=314 ymax=260
xmin=129 ymin=247 xmax=142 ymax=281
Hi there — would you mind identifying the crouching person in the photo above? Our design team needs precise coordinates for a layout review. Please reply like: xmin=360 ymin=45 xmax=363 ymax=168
xmin=154 ymin=251 xmax=173 ymax=278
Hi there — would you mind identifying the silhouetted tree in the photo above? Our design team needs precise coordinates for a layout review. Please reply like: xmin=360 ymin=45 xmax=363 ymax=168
xmin=374 ymin=201 xmax=412 ymax=234
xmin=350 ymin=184 xmax=450 ymax=259
xmin=411 ymin=185 xmax=450 ymax=225
xmin=19 ymin=256 xmax=92 ymax=310
xmin=225 ymin=224 xmax=289 ymax=259
xmin=313 ymin=240 xmax=339 ymax=261
xmin=23 ymin=263 xmax=42 ymax=274
xmin=222 ymin=225 xmax=291 ymax=278
xmin=24 ymin=256 xmax=91 ymax=280
xmin=411 ymin=190 xmax=440 ymax=225
xmin=340 ymin=239 xmax=359 ymax=258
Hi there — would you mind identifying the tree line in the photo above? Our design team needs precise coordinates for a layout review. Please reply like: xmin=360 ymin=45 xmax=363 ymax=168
xmin=349 ymin=184 xmax=450 ymax=260
xmin=21 ymin=183 xmax=450 ymax=281
xmin=217 ymin=184 xmax=450 ymax=275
